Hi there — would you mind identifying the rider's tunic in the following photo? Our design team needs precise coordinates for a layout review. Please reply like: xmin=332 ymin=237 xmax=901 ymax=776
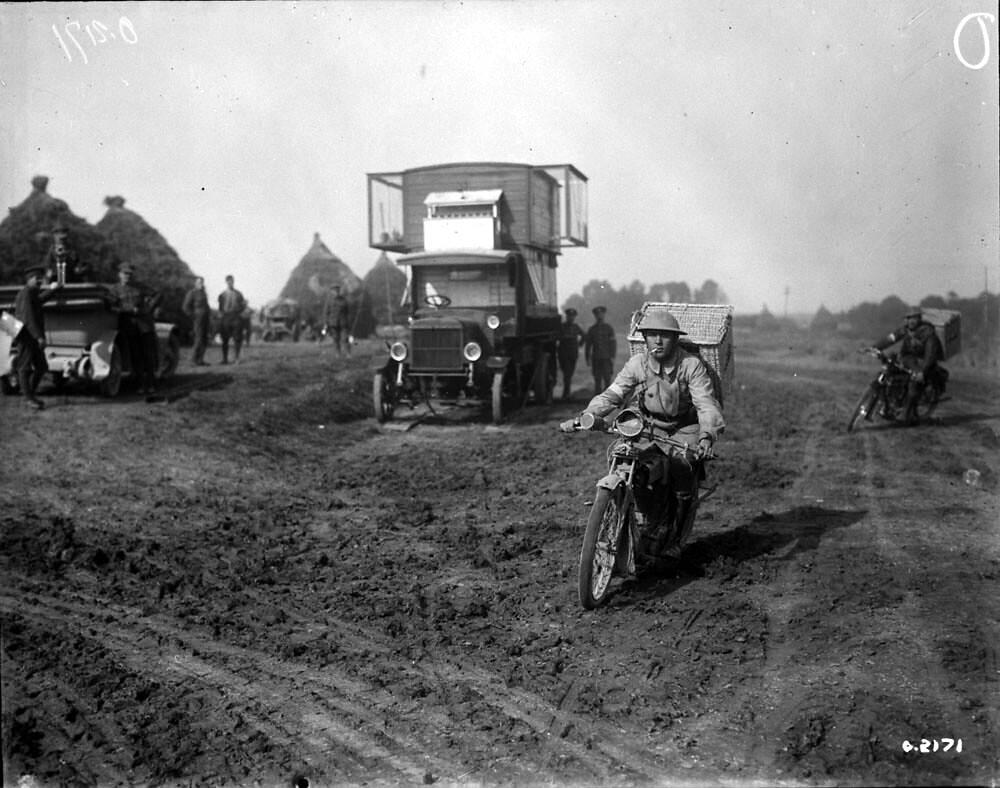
xmin=584 ymin=346 xmax=725 ymax=448
xmin=584 ymin=346 xmax=725 ymax=552
xmin=875 ymin=321 xmax=942 ymax=376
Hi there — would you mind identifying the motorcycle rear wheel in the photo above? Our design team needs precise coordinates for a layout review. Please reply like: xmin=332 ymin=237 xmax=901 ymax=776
xmin=579 ymin=486 xmax=627 ymax=609
xmin=847 ymin=385 xmax=878 ymax=432
xmin=913 ymin=387 xmax=940 ymax=422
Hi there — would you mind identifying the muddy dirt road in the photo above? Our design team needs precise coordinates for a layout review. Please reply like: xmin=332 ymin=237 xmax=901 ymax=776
xmin=2 ymin=331 xmax=998 ymax=787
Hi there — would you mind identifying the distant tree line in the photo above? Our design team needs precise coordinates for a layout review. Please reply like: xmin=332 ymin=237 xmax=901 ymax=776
xmin=561 ymin=278 xmax=728 ymax=335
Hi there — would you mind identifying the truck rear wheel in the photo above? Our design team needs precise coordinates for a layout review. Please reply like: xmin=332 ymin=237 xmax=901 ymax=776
xmin=532 ymin=351 xmax=555 ymax=405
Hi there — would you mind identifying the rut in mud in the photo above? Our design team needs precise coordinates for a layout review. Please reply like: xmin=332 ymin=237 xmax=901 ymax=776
xmin=2 ymin=331 xmax=998 ymax=787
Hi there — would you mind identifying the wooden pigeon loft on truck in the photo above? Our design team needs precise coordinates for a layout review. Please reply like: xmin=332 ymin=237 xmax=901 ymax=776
xmin=366 ymin=162 xmax=588 ymax=255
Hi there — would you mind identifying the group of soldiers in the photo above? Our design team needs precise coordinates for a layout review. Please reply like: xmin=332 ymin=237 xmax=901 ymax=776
xmin=8 ymin=258 xmax=166 ymax=407
xmin=5 ymin=220 xmax=257 ymax=409
xmin=556 ymin=304 xmax=619 ymax=401
xmin=182 ymin=274 xmax=250 ymax=366
xmin=8 ymin=237 xmax=353 ymax=411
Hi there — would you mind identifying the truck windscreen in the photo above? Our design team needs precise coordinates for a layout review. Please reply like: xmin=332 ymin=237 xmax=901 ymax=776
xmin=415 ymin=264 xmax=515 ymax=308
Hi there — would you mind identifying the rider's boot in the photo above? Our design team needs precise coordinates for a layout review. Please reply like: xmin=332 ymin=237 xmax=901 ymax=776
xmin=903 ymin=389 xmax=920 ymax=426
xmin=664 ymin=493 xmax=698 ymax=558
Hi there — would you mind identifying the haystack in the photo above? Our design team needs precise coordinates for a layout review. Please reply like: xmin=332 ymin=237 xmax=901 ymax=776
xmin=280 ymin=233 xmax=374 ymax=335
xmin=0 ymin=176 xmax=120 ymax=284
xmin=96 ymin=196 xmax=196 ymax=321
xmin=362 ymin=251 xmax=407 ymax=326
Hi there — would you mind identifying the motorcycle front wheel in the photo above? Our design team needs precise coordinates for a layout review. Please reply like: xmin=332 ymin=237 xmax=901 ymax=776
xmin=847 ymin=385 xmax=879 ymax=432
xmin=579 ymin=486 xmax=628 ymax=609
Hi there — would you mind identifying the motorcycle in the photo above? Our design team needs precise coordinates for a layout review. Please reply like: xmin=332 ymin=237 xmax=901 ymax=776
xmin=564 ymin=408 xmax=715 ymax=609
xmin=846 ymin=347 xmax=948 ymax=432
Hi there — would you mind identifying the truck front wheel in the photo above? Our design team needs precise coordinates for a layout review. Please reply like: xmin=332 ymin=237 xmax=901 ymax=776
xmin=491 ymin=371 xmax=505 ymax=425
xmin=373 ymin=372 xmax=395 ymax=423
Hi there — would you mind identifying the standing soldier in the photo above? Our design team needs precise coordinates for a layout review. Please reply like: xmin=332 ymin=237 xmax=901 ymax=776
xmin=557 ymin=307 xmax=585 ymax=401
xmin=218 ymin=275 xmax=247 ymax=364
xmin=182 ymin=276 xmax=211 ymax=366
xmin=584 ymin=305 xmax=616 ymax=397
xmin=12 ymin=263 xmax=62 ymax=409
xmin=323 ymin=284 xmax=351 ymax=356
xmin=108 ymin=263 xmax=161 ymax=394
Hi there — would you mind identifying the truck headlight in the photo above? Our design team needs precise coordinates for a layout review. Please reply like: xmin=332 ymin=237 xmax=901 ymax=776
xmin=390 ymin=341 xmax=408 ymax=362
xmin=463 ymin=342 xmax=482 ymax=362
xmin=486 ymin=314 xmax=500 ymax=330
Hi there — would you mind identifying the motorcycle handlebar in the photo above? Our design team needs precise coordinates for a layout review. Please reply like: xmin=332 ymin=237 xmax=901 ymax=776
xmin=560 ymin=415 xmax=715 ymax=460
xmin=859 ymin=346 xmax=918 ymax=376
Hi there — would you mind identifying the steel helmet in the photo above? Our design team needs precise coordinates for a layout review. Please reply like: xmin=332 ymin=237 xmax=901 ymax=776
xmin=637 ymin=306 xmax=686 ymax=334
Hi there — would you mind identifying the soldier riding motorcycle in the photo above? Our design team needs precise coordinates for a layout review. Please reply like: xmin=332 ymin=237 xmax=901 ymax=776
xmin=867 ymin=306 xmax=947 ymax=426
xmin=560 ymin=306 xmax=724 ymax=607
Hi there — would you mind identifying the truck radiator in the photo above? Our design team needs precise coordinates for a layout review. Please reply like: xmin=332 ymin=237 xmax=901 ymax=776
xmin=411 ymin=327 xmax=464 ymax=371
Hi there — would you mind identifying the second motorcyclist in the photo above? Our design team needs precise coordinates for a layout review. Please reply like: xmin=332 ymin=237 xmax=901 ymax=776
xmin=872 ymin=306 xmax=946 ymax=425
xmin=560 ymin=305 xmax=725 ymax=561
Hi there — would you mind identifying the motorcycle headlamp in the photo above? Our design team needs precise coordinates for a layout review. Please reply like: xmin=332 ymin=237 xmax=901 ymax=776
xmin=486 ymin=314 xmax=501 ymax=330
xmin=463 ymin=342 xmax=482 ymax=362
xmin=614 ymin=408 xmax=645 ymax=438
xmin=389 ymin=341 xmax=408 ymax=362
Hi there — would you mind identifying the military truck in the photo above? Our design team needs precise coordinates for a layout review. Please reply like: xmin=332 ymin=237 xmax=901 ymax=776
xmin=260 ymin=298 xmax=301 ymax=342
xmin=367 ymin=162 xmax=588 ymax=424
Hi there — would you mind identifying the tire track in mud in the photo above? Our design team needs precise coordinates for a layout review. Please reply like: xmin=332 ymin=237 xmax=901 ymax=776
xmin=737 ymin=395 xmax=863 ymax=776
xmin=2 ymin=583 xmax=686 ymax=784
xmin=734 ymin=383 xmax=999 ymax=782
xmin=854 ymin=426 xmax=1000 ymax=767
xmin=2 ymin=588 xmax=497 ymax=784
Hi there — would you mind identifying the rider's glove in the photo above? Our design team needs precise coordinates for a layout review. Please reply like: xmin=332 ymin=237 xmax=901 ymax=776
xmin=559 ymin=418 xmax=579 ymax=433
xmin=697 ymin=435 xmax=715 ymax=459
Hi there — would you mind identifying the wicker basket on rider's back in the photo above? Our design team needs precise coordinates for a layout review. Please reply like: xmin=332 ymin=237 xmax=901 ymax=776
xmin=627 ymin=302 xmax=735 ymax=408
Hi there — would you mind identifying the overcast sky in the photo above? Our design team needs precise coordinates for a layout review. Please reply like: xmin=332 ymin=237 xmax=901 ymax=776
xmin=2 ymin=1 xmax=997 ymax=315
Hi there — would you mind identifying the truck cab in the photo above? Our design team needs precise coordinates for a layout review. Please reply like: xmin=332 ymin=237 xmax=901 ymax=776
xmin=367 ymin=162 xmax=587 ymax=423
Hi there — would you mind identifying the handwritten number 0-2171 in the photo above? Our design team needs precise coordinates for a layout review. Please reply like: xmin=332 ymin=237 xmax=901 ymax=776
xmin=52 ymin=17 xmax=137 ymax=64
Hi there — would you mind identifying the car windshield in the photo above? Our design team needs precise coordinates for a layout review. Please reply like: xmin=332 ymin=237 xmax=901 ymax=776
xmin=414 ymin=264 xmax=515 ymax=308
